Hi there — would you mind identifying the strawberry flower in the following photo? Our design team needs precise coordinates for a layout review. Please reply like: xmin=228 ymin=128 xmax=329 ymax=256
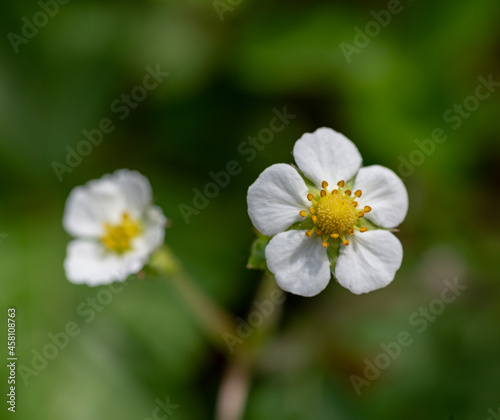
xmin=63 ymin=169 xmax=166 ymax=286
xmin=247 ymin=128 xmax=408 ymax=296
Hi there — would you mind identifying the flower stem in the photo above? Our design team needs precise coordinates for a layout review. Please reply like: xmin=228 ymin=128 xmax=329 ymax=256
xmin=215 ymin=271 xmax=285 ymax=420
xmin=149 ymin=246 xmax=236 ymax=352
xmin=215 ymin=355 xmax=251 ymax=420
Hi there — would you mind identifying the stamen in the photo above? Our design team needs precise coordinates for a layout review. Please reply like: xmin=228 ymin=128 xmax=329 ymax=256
xmin=303 ymin=179 xmax=373 ymax=245
xmin=101 ymin=212 xmax=141 ymax=254
xmin=313 ymin=193 xmax=356 ymax=235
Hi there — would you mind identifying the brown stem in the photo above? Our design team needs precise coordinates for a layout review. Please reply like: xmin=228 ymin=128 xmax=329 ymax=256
xmin=215 ymin=272 xmax=285 ymax=420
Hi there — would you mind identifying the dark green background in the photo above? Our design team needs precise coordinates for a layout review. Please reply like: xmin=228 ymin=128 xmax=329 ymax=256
xmin=1 ymin=0 xmax=499 ymax=419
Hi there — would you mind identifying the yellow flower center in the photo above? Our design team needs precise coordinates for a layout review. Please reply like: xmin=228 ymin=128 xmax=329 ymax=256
xmin=101 ymin=212 xmax=141 ymax=254
xmin=300 ymin=180 xmax=372 ymax=248
xmin=316 ymin=194 xmax=356 ymax=235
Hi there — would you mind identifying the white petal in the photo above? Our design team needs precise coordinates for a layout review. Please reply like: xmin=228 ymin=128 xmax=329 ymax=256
xmin=63 ymin=169 xmax=153 ymax=238
xmin=354 ymin=165 xmax=408 ymax=228
xmin=293 ymin=127 xmax=362 ymax=187
xmin=63 ymin=181 xmax=125 ymax=238
xmin=335 ymin=230 xmax=403 ymax=295
xmin=64 ymin=240 xmax=147 ymax=286
xmin=265 ymin=230 xmax=331 ymax=297
xmin=109 ymin=169 xmax=153 ymax=218
xmin=131 ymin=206 xmax=167 ymax=259
xmin=247 ymin=164 xmax=310 ymax=236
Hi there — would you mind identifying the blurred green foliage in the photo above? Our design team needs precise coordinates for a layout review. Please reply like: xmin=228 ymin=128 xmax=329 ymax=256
xmin=1 ymin=0 xmax=500 ymax=419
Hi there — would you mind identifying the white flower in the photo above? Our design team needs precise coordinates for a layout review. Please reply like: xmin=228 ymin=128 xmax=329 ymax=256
xmin=63 ymin=169 xmax=167 ymax=286
xmin=247 ymin=128 xmax=408 ymax=297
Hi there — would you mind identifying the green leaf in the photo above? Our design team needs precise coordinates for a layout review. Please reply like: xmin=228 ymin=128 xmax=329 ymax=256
xmin=247 ymin=231 xmax=272 ymax=271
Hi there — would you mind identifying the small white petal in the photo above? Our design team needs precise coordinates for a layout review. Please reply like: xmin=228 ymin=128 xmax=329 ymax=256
xmin=247 ymin=164 xmax=309 ymax=236
xmin=335 ymin=230 xmax=403 ymax=295
xmin=354 ymin=165 xmax=408 ymax=228
xmin=293 ymin=127 xmax=362 ymax=187
xmin=109 ymin=169 xmax=153 ymax=218
xmin=131 ymin=206 xmax=167 ymax=259
xmin=64 ymin=240 xmax=146 ymax=286
xmin=63 ymin=169 xmax=154 ymax=238
xmin=265 ymin=230 xmax=331 ymax=297
xmin=63 ymin=182 xmax=125 ymax=238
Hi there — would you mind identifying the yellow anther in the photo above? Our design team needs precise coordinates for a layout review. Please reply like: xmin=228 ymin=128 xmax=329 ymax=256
xmin=302 ymin=183 xmax=373 ymax=244
xmin=101 ymin=212 xmax=141 ymax=254
xmin=314 ymin=193 xmax=356 ymax=235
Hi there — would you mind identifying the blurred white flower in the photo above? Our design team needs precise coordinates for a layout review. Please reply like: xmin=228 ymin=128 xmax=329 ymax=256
xmin=247 ymin=128 xmax=408 ymax=296
xmin=63 ymin=169 xmax=166 ymax=286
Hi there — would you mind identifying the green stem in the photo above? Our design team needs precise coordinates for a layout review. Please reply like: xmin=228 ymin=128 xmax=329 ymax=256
xmin=150 ymin=245 xmax=284 ymax=420
xmin=149 ymin=246 xmax=237 ymax=352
